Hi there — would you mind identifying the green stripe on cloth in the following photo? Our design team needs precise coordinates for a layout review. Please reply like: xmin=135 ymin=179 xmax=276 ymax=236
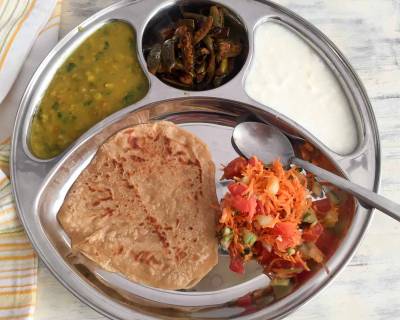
xmin=0 ymin=141 xmax=20 ymax=233
xmin=0 ymin=139 xmax=37 ymax=319
xmin=0 ymin=140 xmax=10 ymax=175
xmin=0 ymin=170 xmax=21 ymax=234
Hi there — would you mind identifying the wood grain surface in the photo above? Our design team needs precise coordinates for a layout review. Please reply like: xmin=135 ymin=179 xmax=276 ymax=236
xmin=34 ymin=0 xmax=400 ymax=319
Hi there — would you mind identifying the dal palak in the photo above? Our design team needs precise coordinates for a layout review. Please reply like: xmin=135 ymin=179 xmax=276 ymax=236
xmin=29 ymin=21 xmax=148 ymax=159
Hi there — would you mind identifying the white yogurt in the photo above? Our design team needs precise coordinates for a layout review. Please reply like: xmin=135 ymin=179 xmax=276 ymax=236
xmin=245 ymin=22 xmax=358 ymax=154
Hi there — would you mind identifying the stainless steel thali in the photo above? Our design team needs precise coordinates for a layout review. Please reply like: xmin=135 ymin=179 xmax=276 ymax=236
xmin=11 ymin=0 xmax=380 ymax=319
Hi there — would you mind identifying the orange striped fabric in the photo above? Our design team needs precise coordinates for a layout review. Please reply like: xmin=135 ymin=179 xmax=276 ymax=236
xmin=0 ymin=0 xmax=58 ymax=103
xmin=0 ymin=0 xmax=62 ymax=317
xmin=0 ymin=0 xmax=37 ymax=70
xmin=0 ymin=141 xmax=37 ymax=319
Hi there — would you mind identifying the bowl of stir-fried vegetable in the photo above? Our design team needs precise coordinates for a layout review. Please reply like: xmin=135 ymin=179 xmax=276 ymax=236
xmin=142 ymin=0 xmax=249 ymax=90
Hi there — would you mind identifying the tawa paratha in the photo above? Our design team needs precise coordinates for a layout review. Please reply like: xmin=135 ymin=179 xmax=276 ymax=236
xmin=58 ymin=121 xmax=218 ymax=290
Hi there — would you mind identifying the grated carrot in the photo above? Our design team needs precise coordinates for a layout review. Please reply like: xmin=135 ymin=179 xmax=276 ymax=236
xmin=219 ymin=156 xmax=328 ymax=279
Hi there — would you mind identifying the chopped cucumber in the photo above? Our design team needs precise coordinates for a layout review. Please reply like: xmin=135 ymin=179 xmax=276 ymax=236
xmin=302 ymin=208 xmax=317 ymax=224
xmin=220 ymin=233 xmax=233 ymax=250
xmin=243 ymin=229 xmax=257 ymax=246
xmin=222 ymin=226 xmax=232 ymax=236
xmin=271 ymin=278 xmax=293 ymax=299
xmin=271 ymin=278 xmax=290 ymax=286
xmin=323 ymin=208 xmax=339 ymax=228
xmin=312 ymin=180 xmax=324 ymax=198
xmin=299 ymin=242 xmax=324 ymax=263
xmin=327 ymin=190 xmax=341 ymax=205
xmin=287 ymin=247 xmax=296 ymax=256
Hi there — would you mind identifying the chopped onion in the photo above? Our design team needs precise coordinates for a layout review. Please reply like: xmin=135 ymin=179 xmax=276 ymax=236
xmin=266 ymin=176 xmax=279 ymax=195
xmin=255 ymin=214 xmax=275 ymax=228
xmin=241 ymin=175 xmax=250 ymax=184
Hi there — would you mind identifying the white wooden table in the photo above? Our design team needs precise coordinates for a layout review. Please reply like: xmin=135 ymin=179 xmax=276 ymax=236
xmin=31 ymin=0 xmax=400 ymax=319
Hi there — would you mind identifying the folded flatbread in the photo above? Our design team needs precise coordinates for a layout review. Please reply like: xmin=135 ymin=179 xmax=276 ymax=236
xmin=58 ymin=121 xmax=218 ymax=290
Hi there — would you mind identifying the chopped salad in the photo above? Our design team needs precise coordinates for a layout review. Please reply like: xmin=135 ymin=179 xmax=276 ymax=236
xmin=218 ymin=156 xmax=342 ymax=285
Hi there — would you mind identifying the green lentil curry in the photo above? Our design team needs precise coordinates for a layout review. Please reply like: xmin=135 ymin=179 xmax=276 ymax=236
xmin=29 ymin=21 xmax=148 ymax=159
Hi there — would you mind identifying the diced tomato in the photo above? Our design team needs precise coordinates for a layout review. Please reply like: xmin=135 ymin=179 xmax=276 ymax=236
xmin=316 ymin=230 xmax=338 ymax=254
xmin=230 ymin=195 xmax=257 ymax=219
xmin=229 ymin=257 xmax=245 ymax=274
xmin=260 ymin=251 xmax=272 ymax=266
xmin=313 ymin=198 xmax=331 ymax=213
xmin=222 ymin=157 xmax=248 ymax=179
xmin=252 ymin=241 xmax=263 ymax=254
xmin=302 ymin=222 xmax=324 ymax=243
xmin=236 ymin=294 xmax=252 ymax=307
xmin=269 ymin=258 xmax=294 ymax=270
xmin=228 ymin=182 xmax=248 ymax=196
xmin=272 ymin=222 xmax=302 ymax=251
xmin=254 ymin=242 xmax=272 ymax=266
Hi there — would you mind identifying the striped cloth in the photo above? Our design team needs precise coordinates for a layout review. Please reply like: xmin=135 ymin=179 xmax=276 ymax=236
xmin=0 ymin=0 xmax=57 ymax=104
xmin=0 ymin=140 xmax=38 ymax=320
xmin=0 ymin=1 xmax=63 ymax=318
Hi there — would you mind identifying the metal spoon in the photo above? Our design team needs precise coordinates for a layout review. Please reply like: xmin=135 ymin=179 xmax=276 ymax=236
xmin=232 ymin=121 xmax=400 ymax=222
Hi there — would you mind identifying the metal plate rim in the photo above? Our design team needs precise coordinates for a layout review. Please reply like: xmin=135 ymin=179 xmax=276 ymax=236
xmin=10 ymin=0 xmax=381 ymax=319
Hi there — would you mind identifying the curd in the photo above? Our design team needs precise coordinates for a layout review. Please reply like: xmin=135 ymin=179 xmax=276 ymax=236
xmin=245 ymin=22 xmax=358 ymax=154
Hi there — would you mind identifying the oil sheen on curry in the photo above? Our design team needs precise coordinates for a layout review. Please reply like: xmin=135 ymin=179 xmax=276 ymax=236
xmin=29 ymin=21 xmax=149 ymax=159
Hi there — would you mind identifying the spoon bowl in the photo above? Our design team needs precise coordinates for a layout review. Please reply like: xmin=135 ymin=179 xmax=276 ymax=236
xmin=232 ymin=121 xmax=295 ymax=165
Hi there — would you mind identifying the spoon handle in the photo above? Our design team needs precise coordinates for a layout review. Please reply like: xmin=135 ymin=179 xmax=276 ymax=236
xmin=292 ymin=157 xmax=400 ymax=222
